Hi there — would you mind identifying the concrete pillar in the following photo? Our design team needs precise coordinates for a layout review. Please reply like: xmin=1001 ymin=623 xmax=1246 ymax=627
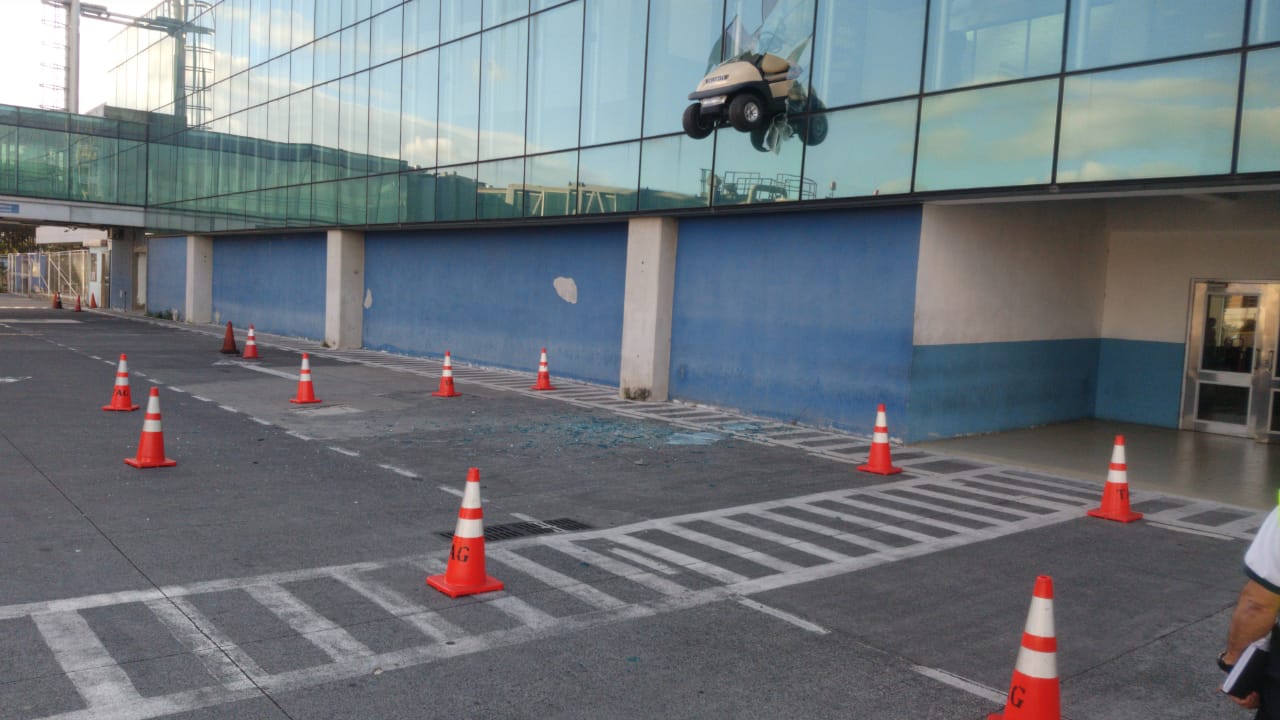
xmin=108 ymin=229 xmax=137 ymax=310
xmin=184 ymin=235 xmax=213 ymax=323
xmin=325 ymin=229 xmax=365 ymax=349
xmin=619 ymin=217 xmax=678 ymax=401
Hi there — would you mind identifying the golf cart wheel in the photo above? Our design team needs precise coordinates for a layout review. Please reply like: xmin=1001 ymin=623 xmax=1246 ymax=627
xmin=749 ymin=126 xmax=770 ymax=152
xmin=728 ymin=93 xmax=766 ymax=132
xmin=682 ymin=103 xmax=714 ymax=140
xmin=799 ymin=113 xmax=828 ymax=147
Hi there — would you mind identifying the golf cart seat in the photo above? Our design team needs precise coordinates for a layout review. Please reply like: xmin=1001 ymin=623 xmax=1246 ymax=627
xmin=759 ymin=53 xmax=790 ymax=76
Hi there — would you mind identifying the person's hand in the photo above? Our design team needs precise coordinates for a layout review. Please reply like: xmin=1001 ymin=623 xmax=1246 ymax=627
xmin=1229 ymin=690 xmax=1260 ymax=709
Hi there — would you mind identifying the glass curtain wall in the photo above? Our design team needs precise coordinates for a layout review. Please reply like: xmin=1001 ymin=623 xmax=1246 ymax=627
xmin=90 ymin=0 xmax=1280 ymax=233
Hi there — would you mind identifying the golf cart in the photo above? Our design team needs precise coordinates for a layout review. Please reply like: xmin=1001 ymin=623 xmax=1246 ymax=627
xmin=682 ymin=50 xmax=827 ymax=151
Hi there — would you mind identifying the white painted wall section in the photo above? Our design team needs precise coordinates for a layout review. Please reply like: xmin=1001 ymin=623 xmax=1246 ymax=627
xmin=325 ymin=230 xmax=365 ymax=349
xmin=184 ymin=235 xmax=213 ymax=324
xmin=619 ymin=217 xmax=678 ymax=401
xmin=1101 ymin=194 xmax=1280 ymax=343
xmin=915 ymin=201 xmax=1108 ymax=345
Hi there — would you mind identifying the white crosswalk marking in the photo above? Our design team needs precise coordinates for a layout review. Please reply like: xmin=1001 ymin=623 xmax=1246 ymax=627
xmin=32 ymin=611 xmax=142 ymax=707
xmin=243 ymin=584 xmax=372 ymax=661
xmin=3 ymin=471 xmax=1250 ymax=720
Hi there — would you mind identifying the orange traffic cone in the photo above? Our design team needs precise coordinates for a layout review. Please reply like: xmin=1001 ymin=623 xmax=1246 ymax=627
xmin=52 ymin=293 xmax=62 ymax=309
xmin=220 ymin=321 xmax=238 ymax=354
xmin=102 ymin=353 xmax=141 ymax=411
xmin=73 ymin=295 xmax=82 ymax=312
xmin=427 ymin=468 xmax=504 ymax=598
xmin=241 ymin=325 xmax=260 ymax=359
xmin=124 ymin=387 xmax=177 ymax=468
xmin=858 ymin=404 xmax=902 ymax=475
xmin=432 ymin=351 xmax=461 ymax=397
xmin=289 ymin=352 xmax=321 ymax=404
xmin=89 ymin=293 xmax=97 ymax=309
xmin=530 ymin=347 xmax=557 ymax=391
xmin=1087 ymin=435 xmax=1142 ymax=523
xmin=990 ymin=575 xmax=1060 ymax=720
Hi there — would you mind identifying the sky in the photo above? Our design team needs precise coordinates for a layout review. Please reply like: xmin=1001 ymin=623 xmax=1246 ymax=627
xmin=0 ymin=0 xmax=162 ymax=111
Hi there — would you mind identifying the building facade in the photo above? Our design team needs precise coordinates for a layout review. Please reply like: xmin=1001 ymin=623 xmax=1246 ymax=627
xmin=67 ymin=0 xmax=1280 ymax=442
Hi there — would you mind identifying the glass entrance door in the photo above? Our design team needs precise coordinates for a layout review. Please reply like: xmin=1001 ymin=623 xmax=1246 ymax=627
xmin=1182 ymin=282 xmax=1280 ymax=441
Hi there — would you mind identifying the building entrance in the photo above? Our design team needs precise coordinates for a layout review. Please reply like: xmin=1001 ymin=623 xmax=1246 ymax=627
xmin=1181 ymin=282 xmax=1280 ymax=442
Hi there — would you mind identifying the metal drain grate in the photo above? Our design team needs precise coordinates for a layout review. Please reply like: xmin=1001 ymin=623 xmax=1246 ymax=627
xmin=437 ymin=517 xmax=594 ymax=542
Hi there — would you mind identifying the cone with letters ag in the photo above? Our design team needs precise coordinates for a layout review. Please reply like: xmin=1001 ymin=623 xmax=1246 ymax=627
xmin=241 ymin=325 xmax=260 ymax=359
xmin=857 ymin=404 xmax=902 ymax=475
xmin=432 ymin=351 xmax=461 ymax=397
xmin=427 ymin=468 xmax=504 ymax=598
xmin=289 ymin=352 xmax=321 ymax=404
xmin=102 ymin=353 xmax=141 ymax=411
xmin=124 ymin=387 xmax=177 ymax=468
xmin=530 ymin=347 xmax=557 ymax=391
xmin=1086 ymin=435 xmax=1142 ymax=523
xmin=990 ymin=575 xmax=1060 ymax=720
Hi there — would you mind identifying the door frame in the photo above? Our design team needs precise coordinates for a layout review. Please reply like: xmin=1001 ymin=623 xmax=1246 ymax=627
xmin=1180 ymin=279 xmax=1280 ymax=442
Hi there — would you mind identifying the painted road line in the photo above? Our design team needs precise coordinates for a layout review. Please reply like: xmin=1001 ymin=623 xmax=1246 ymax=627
xmin=327 ymin=446 xmax=359 ymax=457
xmin=437 ymin=484 xmax=464 ymax=497
xmin=487 ymin=548 xmax=629 ymax=611
xmin=509 ymin=512 xmax=565 ymax=534
xmin=145 ymin=599 xmax=254 ymax=690
xmin=830 ymin=496 xmax=977 ymax=534
xmin=190 ymin=395 xmax=212 ymax=402
xmin=218 ymin=405 xmax=239 ymax=413
xmin=909 ymin=482 xmax=1075 ymax=513
xmin=212 ymin=359 xmax=299 ymax=380
xmin=485 ymin=595 xmax=560 ymax=630
xmin=32 ymin=611 xmax=142 ymax=708
xmin=791 ymin=502 xmax=937 ymax=544
xmin=708 ymin=516 xmax=853 ymax=563
xmin=655 ymin=523 xmax=804 ymax=574
xmin=757 ymin=509 xmax=896 ymax=554
xmin=911 ymin=664 xmax=1006 ymax=703
xmin=242 ymin=584 xmax=372 ymax=661
xmin=286 ymin=430 xmax=314 ymax=441
xmin=734 ymin=598 xmax=829 ymax=635
xmin=603 ymin=547 xmax=682 ymax=576
xmin=1146 ymin=521 xmax=1233 ymax=540
xmin=872 ymin=488 xmax=1028 ymax=524
xmin=0 ymin=376 xmax=32 ymax=383
xmin=249 ymin=417 xmax=272 ymax=426
xmin=167 ymin=387 xmax=187 ymax=394
xmin=329 ymin=570 xmax=463 ymax=643
xmin=377 ymin=464 xmax=418 ymax=479
xmin=608 ymin=534 xmax=750 ymax=585
xmin=167 ymin=596 xmax=269 ymax=682
xmin=545 ymin=541 xmax=689 ymax=595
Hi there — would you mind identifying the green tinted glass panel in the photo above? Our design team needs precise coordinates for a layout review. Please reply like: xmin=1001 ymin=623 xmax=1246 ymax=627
xmin=1067 ymin=0 xmax=1245 ymax=71
xmin=477 ymin=157 xmax=525 ymax=218
xmin=338 ymin=177 xmax=369 ymax=225
xmin=400 ymin=170 xmax=436 ymax=222
xmin=1058 ymin=56 xmax=1238 ymax=182
xmin=812 ymin=0 xmax=925 ymax=107
xmin=644 ymin=0 xmax=723 ymax=137
xmin=802 ymin=100 xmax=916 ymax=199
xmin=639 ymin=134 xmax=713 ymax=210
xmin=438 ymin=36 xmax=480 ymax=164
xmin=1240 ymin=48 xmax=1280 ymax=173
xmin=527 ymin=5 xmax=582 ymax=153
xmin=916 ymin=79 xmax=1057 ymax=191
xmin=578 ymin=142 xmax=639 ymax=214
xmin=711 ymin=124 xmax=805 ymax=206
xmin=525 ymin=150 xmax=577 ymax=217
xmin=926 ymin=0 xmax=1063 ymax=91
xmin=402 ymin=50 xmax=439 ymax=170
xmin=581 ymin=0 xmax=646 ymax=145
xmin=479 ymin=21 xmax=528 ymax=161
xmin=437 ymin=164 xmax=477 ymax=220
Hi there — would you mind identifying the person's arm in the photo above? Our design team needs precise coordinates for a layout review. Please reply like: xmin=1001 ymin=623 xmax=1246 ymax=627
xmin=1222 ymin=579 xmax=1280 ymax=709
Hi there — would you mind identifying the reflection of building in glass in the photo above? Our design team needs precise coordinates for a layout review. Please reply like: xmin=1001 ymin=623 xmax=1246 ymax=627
xmin=2 ymin=0 xmax=1278 ymax=443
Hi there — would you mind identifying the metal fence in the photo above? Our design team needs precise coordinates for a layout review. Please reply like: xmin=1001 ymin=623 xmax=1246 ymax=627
xmin=3 ymin=249 xmax=91 ymax=297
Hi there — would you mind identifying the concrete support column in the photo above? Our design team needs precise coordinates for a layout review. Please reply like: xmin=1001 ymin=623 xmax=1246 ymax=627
xmin=619 ymin=217 xmax=678 ymax=401
xmin=184 ymin=234 xmax=213 ymax=323
xmin=108 ymin=229 xmax=138 ymax=310
xmin=325 ymin=229 xmax=365 ymax=349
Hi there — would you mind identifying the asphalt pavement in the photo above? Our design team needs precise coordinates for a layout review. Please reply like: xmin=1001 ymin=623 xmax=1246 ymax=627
xmin=0 ymin=297 xmax=1267 ymax=719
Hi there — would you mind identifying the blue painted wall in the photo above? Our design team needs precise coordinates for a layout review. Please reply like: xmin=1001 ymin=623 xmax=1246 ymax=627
xmin=362 ymin=224 xmax=628 ymax=385
xmin=668 ymin=207 xmax=922 ymax=435
xmin=145 ymin=236 xmax=187 ymax=319
xmin=1095 ymin=338 xmax=1184 ymax=427
xmin=212 ymin=233 xmax=325 ymax=339
xmin=907 ymin=339 xmax=1101 ymax=441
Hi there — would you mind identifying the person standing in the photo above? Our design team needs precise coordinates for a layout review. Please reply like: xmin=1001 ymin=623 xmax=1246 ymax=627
xmin=1223 ymin=504 xmax=1280 ymax=715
